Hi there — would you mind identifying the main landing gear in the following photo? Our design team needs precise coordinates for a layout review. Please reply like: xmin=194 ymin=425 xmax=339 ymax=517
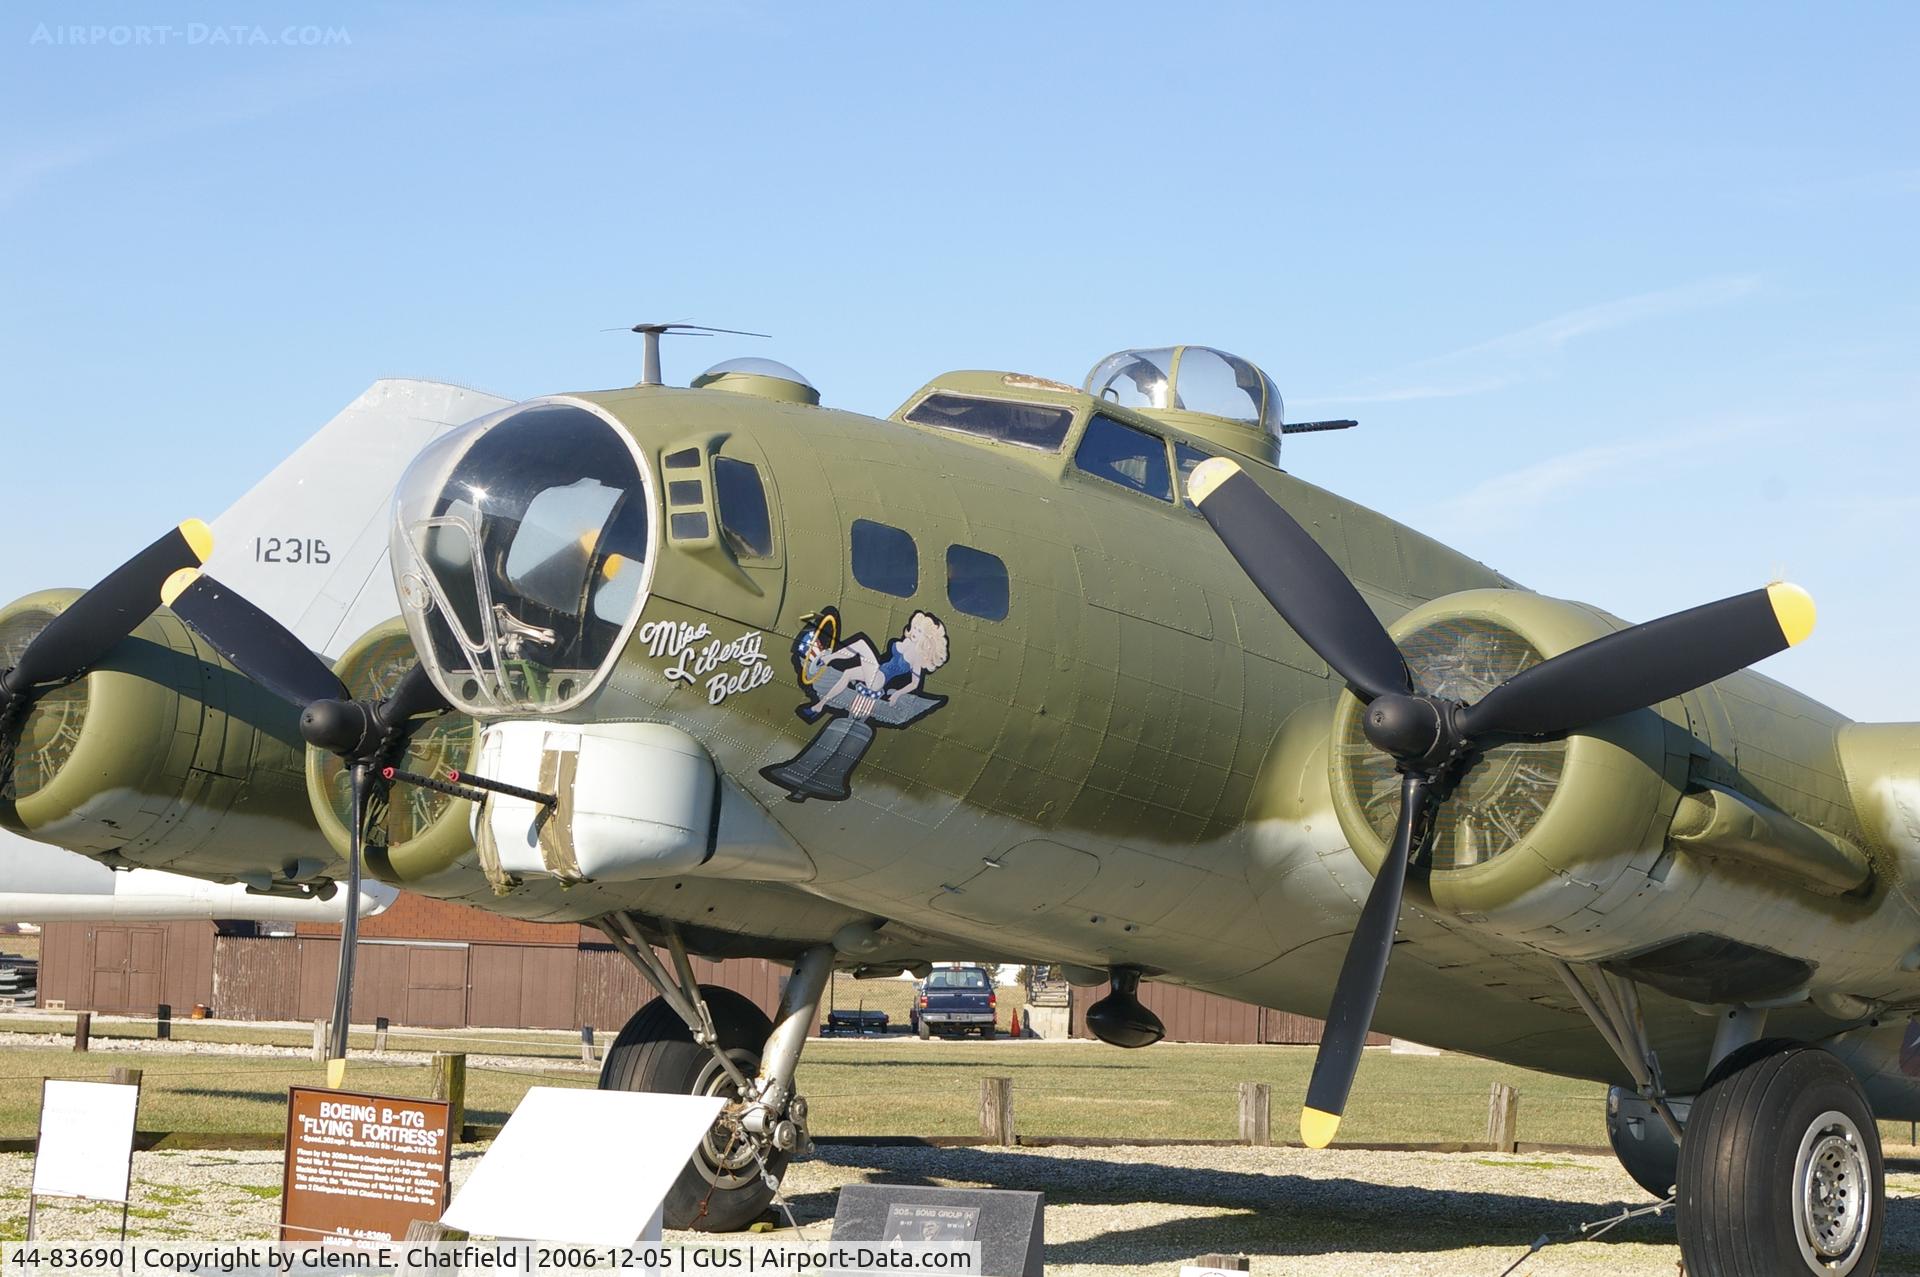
xmin=1554 ymin=962 xmax=1885 ymax=1274
xmin=594 ymin=916 xmax=834 ymax=1232
xmin=1676 ymin=1039 xmax=1884 ymax=1276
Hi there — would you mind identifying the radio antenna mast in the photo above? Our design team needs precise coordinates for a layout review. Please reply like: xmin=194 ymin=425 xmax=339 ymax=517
xmin=617 ymin=321 xmax=771 ymax=386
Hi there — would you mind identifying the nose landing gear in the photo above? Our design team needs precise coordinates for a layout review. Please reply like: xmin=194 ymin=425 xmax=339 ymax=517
xmin=594 ymin=916 xmax=835 ymax=1232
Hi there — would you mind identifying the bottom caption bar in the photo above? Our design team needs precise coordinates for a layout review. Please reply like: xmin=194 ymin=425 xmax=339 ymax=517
xmin=3 ymin=1243 xmax=983 ymax=1276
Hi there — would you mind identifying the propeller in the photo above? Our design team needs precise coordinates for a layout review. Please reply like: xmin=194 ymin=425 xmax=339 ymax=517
xmin=1186 ymin=457 xmax=1816 ymax=1148
xmin=1 ymin=521 xmax=213 ymax=789
xmin=160 ymin=568 xmax=451 ymax=1086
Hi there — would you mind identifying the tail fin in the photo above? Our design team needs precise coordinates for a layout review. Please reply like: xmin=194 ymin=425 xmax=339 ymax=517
xmin=203 ymin=379 xmax=512 ymax=658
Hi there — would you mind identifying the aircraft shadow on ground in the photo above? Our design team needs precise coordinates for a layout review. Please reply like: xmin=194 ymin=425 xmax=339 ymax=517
xmin=791 ymin=1146 xmax=1920 ymax=1263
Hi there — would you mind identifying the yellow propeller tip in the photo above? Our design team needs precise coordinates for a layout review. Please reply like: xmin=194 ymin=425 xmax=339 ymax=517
xmin=1301 ymin=1106 xmax=1342 ymax=1148
xmin=1187 ymin=457 xmax=1243 ymax=506
xmin=602 ymin=553 xmax=625 ymax=581
xmin=159 ymin=567 xmax=200 ymax=608
xmin=326 ymin=1058 xmax=346 ymax=1088
xmin=178 ymin=519 xmax=214 ymax=564
xmin=1766 ymin=582 xmax=1816 ymax=647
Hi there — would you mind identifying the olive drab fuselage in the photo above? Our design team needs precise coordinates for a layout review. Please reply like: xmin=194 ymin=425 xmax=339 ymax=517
xmin=10 ymin=365 xmax=1920 ymax=1110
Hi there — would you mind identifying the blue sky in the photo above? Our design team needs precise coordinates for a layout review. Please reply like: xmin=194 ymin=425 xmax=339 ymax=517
xmin=1 ymin=3 xmax=1915 ymax=717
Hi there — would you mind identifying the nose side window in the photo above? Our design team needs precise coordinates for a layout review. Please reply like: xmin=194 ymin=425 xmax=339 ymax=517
xmin=946 ymin=544 xmax=1009 ymax=621
xmin=851 ymin=518 xmax=918 ymax=597
xmin=713 ymin=457 xmax=774 ymax=560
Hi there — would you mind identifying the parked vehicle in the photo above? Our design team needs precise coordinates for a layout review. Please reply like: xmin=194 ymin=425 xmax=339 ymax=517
xmin=910 ymin=965 xmax=997 ymax=1038
xmin=822 ymin=1008 xmax=890 ymax=1036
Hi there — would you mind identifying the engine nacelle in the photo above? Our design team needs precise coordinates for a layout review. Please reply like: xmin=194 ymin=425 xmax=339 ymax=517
xmin=0 ymin=589 xmax=321 ymax=884
xmin=305 ymin=618 xmax=479 ymax=886
xmin=1328 ymin=590 xmax=1691 ymax=951
xmin=1326 ymin=588 xmax=1876 ymax=989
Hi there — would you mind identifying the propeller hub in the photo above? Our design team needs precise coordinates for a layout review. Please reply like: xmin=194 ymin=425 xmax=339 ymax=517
xmin=1360 ymin=693 xmax=1463 ymax=771
xmin=300 ymin=699 xmax=378 ymax=757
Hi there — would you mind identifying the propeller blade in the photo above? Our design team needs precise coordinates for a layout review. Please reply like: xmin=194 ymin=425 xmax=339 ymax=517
xmin=326 ymin=762 xmax=367 ymax=1087
xmin=1301 ymin=772 xmax=1432 ymax=1147
xmin=1189 ymin=459 xmax=1411 ymax=703
xmin=1457 ymin=583 xmax=1816 ymax=739
xmin=3 ymin=520 xmax=212 ymax=693
xmin=162 ymin=570 xmax=349 ymax=709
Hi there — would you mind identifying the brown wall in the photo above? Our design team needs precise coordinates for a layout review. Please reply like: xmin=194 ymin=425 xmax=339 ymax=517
xmin=36 ymin=921 xmax=215 ymax=1016
xmin=43 ymin=912 xmax=1351 ymax=1047
xmin=1069 ymin=980 xmax=1369 ymax=1046
xmin=296 ymin=893 xmax=577 ymax=945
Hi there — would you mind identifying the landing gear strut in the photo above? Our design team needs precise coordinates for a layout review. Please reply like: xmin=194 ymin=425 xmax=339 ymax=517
xmin=595 ymin=916 xmax=835 ymax=1232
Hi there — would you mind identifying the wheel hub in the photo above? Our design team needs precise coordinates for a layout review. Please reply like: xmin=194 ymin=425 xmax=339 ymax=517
xmin=1794 ymin=1111 xmax=1870 ymax=1271
xmin=693 ymin=1050 xmax=764 ymax=1190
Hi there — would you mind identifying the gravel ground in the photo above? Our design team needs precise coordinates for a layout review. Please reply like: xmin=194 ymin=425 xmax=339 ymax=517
xmin=11 ymin=1142 xmax=1919 ymax=1275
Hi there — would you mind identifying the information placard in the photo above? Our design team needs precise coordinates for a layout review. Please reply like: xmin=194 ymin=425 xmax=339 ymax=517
xmin=280 ymin=1085 xmax=452 ymax=1246
xmin=32 ymin=1080 xmax=139 ymax=1204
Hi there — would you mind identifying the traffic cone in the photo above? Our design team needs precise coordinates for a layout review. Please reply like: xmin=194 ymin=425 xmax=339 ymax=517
xmin=1009 ymin=1008 xmax=1022 ymax=1038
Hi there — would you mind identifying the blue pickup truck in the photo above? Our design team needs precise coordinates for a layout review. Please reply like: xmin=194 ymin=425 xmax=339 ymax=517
xmin=910 ymin=965 xmax=998 ymax=1039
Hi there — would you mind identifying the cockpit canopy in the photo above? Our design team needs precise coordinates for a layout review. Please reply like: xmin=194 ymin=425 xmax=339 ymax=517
xmin=391 ymin=400 xmax=655 ymax=715
xmin=1086 ymin=346 xmax=1282 ymax=461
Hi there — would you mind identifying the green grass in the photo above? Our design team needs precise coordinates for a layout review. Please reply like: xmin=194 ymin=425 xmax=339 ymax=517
xmin=8 ymin=1031 xmax=1917 ymax=1153
xmin=0 ymin=1037 xmax=1607 ymax=1146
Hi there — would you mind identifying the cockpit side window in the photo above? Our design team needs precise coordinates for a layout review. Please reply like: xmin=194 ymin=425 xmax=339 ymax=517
xmin=1174 ymin=442 xmax=1213 ymax=509
xmin=713 ymin=457 xmax=774 ymax=560
xmin=1074 ymin=414 xmax=1173 ymax=502
xmin=903 ymin=393 xmax=1075 ymax=452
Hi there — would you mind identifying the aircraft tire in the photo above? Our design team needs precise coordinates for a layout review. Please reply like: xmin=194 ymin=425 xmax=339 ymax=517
xmin=1676 ymin=1039 xmax=1883 ymax=1276
xmin=599 ymin=986 xmax=785 ymax=1232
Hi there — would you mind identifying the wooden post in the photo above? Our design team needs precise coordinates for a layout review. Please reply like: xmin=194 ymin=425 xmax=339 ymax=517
xmin=156 ymin=1003 xmax=171 ymax=1040
xmin=72 ymin=1011 xmax=90 ymax=1053
xmin=1238 ymin=1082 xmax=1271 ymax=1146
xmin=580 ymin=1025 xmax=595 ymax=1064
xmin=979 ymin=1076 xmax=1014 ymax=1146
xmin=401 ymin=1218 xmax=469 ymax=1274
xmin=1193 ymin=1258 xmax=1250 ymax=1272
xmin=432 ymin=1053 xmax=467 ymax=1143
xmin=1487 ymin=1081 xmax=1520 ymax=1153
xmin=374 ymin=1016 xmax=389 ymax=1053
xmin=311 ymin=1019 xmax=327 ymax=1063
xmin=109 ymin=1066 xmax=143 ymax=1089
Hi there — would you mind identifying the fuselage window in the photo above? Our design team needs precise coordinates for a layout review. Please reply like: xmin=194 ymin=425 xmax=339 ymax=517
xmin=946 ymin=544 xmax=1010 ymax=621
xmin=1075 ymin=413 xmax=1173 ymax=502
xmin=904 ymin=393 xmax=1075 ymax=452
xmin=851 ymin=518 xmax=918 ymax=597
xmin=1175 ymin=442 xmax=1213 ymax=508
xmin=713 ymin=457 xmax=774 ymax=559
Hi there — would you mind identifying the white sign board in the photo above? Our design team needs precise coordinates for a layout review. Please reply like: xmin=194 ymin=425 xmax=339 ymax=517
xmin=33 ymin=1080 xmax=139 ymax=1203
xmin=441 ymin=1087 xmax=725 ymax=1245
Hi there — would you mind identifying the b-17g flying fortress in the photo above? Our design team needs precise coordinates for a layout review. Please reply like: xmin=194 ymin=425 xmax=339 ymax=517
xmin=3 ymin=5 xmax=1915 ymax=1275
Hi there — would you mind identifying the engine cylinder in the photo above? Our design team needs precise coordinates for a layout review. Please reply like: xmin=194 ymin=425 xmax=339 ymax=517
xmin=0 ymin=589 xmax=319 ymax=880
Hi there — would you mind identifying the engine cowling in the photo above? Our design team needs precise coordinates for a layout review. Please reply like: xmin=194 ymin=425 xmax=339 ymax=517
xmin=0 ymin=588 xmax=321 ymax=883
xmin=1329 ymin=588 xmax=1682 ymax=940
xmin=306 ymin=618 xmax=478 ymax=886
